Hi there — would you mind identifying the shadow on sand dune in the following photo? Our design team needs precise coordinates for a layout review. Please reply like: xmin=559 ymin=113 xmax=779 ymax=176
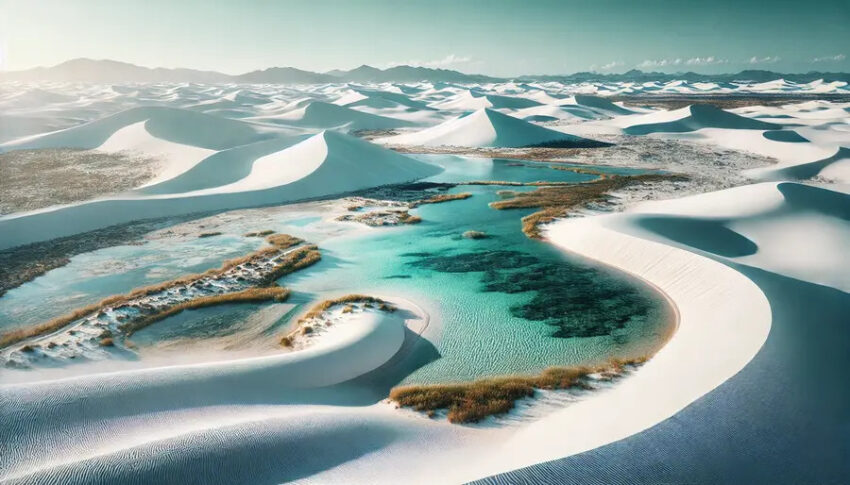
xmin=636 ymin=216 xmax=758 ymax=257
xmin=6 ymin=416 xmax=400 ymax=485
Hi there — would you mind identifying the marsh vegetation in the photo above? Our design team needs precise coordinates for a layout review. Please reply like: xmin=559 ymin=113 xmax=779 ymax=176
xmin=390 ymin=357 xmax=646 ymax=423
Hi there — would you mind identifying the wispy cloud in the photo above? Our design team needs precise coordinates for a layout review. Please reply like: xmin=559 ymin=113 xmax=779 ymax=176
xmin=590 ymin=60 xmax=625 ymax=71
xmin=684 ymin=56 xmax=728 ymax=66
xmin=748 ymin=56 xmax=781 ymax=64
xmin=811 ymin=54 xmax=846 ymax=63
xmin=637 ymin=58 xmax=682 ymax=68
xmin=637 ymin=56 xmax=728 ymax=69
xmin=386 ymin=54 xmax=474 ymax=69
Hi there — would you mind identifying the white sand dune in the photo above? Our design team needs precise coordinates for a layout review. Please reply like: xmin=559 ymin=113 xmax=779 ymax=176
xmin=430 ymin=90 xmax=543 ymax=111
xmin=0 ymin=106 xmax=270 ymax=152
xmin=511 ymin=104 xmax=589 ymax=122
xmin=249 ymin=100 xmax=415 ymax=132
xmin=622 ymin=104 xmax=782 ymax=135
xmin=0 ymin=131 xmax=441 ymax=249
xmin=136 ymin=134 xmax=308 ymax=195
xmin=0 ymin=113 xmax=82 ymax=143
xmin=648 ymin=124 xmax=848 ymax=183
xmin=95 ymin=120 xmax=216 ymax=188
xmin=376 ymin=108 xmax=606 ymax=148
xmin=339 ymin=88 xmax=434 ymax=112
xmin=568 ymin=94 xmax=636 ymax=116
xmin=0 ymin=308 xmax=407 ymax=482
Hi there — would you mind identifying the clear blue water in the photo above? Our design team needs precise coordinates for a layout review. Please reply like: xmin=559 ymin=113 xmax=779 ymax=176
xmin=0 ymin=156 xmax=671 ymax=383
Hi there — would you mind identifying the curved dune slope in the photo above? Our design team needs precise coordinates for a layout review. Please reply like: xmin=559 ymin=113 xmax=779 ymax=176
xmin=512 ymin=104 xmax=591 ymax=122
xmin=0 ymin=310 xmax=406 ymax=483
xmin=624 ymin=104 xmax=782 ymax=135
xmin=342 ymin=88 xmax=435 ymax=112
xmin=572 ymin=94 xmax=636 ymax=116
xmin=253 ymin=100 xmax=414 ymax=131
xmin=0 ymin=106 xmax=269 ymax=152
xmin=766 ymin=146 xmax=850 ymax=183
xmin=137 ymin=134 xmax=308 ymax=195
xmin=0 ymin=131 xmax=441 ymax=249
xmin=377 ymin=108 xmax=608 ymax=148
xmin=94 ymin=120 xmax=218 ymax=188
xmin=431 ymin=90 xmax=543 ymax=111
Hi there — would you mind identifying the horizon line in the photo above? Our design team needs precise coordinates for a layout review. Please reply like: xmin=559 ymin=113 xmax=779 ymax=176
xmin=3 ymin=57 xmax=850 ymax=80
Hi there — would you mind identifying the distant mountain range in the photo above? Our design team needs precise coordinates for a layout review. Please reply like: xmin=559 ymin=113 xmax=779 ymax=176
xmin=1 ymin=58 xmax=848 ymax=84
xmin=520 ymin=69 xmax=850 ymax=85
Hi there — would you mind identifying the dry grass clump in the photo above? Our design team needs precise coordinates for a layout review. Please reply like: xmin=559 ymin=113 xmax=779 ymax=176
xmin=265 ymin=233 xmax=302 ymax=249
xmin=390 ymin=358 xmax=647 ymax=423
xmin=0 ymin=303 xmax=107 ymax=348
xmin=198 ymin=232 xmax=222 ymax=238
xmin=491 ymin=174 xmax=688 ymax=238
xmin=243 ymin=230 xmax=275 ymax=237
xmin=298 ymin=294 xmax=391 ymax=322
xmin=410 ymin=192 xmax=472 ymax=207
xmin=122 ymin=285 xmax=290 ymax=335
xmin=259 ymin=246 xmax=321 ymax=284
xmin=398 ymin=212 xmax=422 ymax=225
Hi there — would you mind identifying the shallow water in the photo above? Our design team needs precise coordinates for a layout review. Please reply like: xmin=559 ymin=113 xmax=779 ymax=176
xmin=0 ymin=156 xmax=671 ymax=382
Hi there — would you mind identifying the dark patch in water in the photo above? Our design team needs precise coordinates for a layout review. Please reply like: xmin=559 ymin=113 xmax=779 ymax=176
xmin=385 ymin=274 xmax=413 ymax=279
xmin=400 ymin=251 xmax=433 ymax=258
xmin=409 ymin=250 xmax=537 ymax=273
xmin=409 ymin=250 xmax=656 ymax=338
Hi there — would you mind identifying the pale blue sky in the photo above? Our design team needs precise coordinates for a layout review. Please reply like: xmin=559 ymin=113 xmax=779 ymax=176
xmin=1 ymin=0 xmax=848 ymax=75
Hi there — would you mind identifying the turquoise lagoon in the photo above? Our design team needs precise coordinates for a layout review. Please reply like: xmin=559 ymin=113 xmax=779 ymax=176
xmin=0 ymin=155 xmax=671 ymax=383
